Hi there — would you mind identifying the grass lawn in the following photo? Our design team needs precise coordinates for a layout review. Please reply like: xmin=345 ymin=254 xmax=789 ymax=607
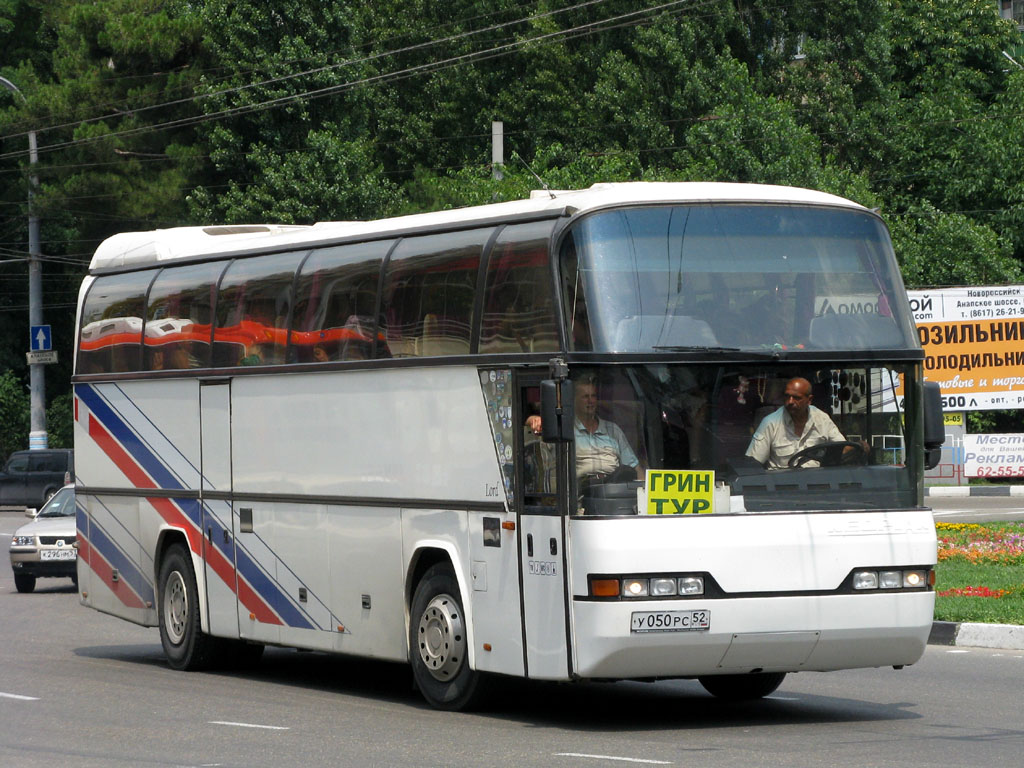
xmin=933 ymin=522 xmax=1024 ymax=625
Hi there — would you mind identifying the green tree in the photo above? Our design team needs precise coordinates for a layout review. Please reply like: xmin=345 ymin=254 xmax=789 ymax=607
xmin=0 ymin=370 xmax=29 ymax=459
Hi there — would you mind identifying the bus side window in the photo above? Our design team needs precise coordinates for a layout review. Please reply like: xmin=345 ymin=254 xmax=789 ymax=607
xmin=77 ymin=272 xmax=152 ymax=375
xmin=213 ymin=251 xmax=306 ymax=367
xmin=381 ymin=229 xmax=489 ymax=358
xmin=480 ymin=220 xmax=559 ymax=354
xmin=145 ymin=262 xmax=224 ymax=370
xmin=291 ymin=241 xmax=389 ymax=363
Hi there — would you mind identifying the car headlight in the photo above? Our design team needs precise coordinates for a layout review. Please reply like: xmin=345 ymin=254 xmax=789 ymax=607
xmin=11 ymin=535 xmax=35 ymax=547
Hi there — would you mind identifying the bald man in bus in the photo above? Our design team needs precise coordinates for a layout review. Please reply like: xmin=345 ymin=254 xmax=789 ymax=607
xmin=745 ymin=376 xmax=849 ymax=470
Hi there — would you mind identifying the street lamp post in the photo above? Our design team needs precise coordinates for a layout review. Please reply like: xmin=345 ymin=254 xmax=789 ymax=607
xmin=1 ymin=75 xmax=48 ymax=450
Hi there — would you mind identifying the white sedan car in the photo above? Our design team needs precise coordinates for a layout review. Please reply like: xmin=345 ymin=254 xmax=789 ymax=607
xmin=9 ymin=485 xmax=77 ymax=593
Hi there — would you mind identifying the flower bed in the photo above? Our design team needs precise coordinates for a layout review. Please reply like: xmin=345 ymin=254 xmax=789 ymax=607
xmin=933 ymin=522 xmax=1024 ymax=624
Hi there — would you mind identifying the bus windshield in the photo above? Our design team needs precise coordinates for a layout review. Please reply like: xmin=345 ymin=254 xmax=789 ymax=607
xmin=561 ymin=204 xmax=918 ymax=352
xmin=523 ymin=363 xmax=919 ymax=515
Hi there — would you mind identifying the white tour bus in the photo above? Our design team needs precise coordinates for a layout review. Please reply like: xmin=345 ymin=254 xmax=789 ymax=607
xmin=74 ymin=182 xmax=944 ymax=709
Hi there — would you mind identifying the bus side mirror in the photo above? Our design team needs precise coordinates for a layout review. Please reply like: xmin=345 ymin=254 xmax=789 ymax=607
xmin=540 ymin=379 xmax=574 ymax=443
xmin=923 ymin=381 xmax=944 ymax=470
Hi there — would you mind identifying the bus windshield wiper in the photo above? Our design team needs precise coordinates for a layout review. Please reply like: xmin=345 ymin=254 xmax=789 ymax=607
xmin=651 ymin=345 xmax=742 ymax=353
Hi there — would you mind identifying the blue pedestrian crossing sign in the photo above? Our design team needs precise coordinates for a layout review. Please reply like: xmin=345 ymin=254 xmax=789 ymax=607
xmin=30 ymin=324 xmax=52 ymax=352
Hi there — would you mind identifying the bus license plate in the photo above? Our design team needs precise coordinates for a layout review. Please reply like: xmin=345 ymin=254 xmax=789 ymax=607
xmin=41 ymin=550 xmax=76 ymax=561
xmin=631 ymin=610 xmax=710 ymax=633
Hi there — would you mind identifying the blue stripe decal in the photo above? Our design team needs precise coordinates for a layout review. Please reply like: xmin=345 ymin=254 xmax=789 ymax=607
xmin=76 ymin=384 xmax=184 ymax=491
xmin=77 ymin=382 xmax=319 ymax=631
xmin=86 ymin=517 xmax=155 ymax=606
xmin=234 ymin=545 xmax=316 ymax=629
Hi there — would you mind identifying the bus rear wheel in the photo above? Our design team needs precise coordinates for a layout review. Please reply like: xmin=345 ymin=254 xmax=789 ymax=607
xmin=698 ymin=672 xmax=786 ymax=700
xmin=409 ymin=564 xmax=485 ymax=711
xmin=158 ymin=543 xmax=216 ymax=670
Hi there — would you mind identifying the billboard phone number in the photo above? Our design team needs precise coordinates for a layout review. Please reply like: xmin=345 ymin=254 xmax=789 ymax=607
xmin=972 ymin=465 xmax=1024 ymax=478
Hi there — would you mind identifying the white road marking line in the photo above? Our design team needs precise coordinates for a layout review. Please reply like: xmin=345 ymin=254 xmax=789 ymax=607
xmin=947 ymin=649 xmax=971 ymax=654
xmin=555 ymin=754 xmax=672 ymax=764
xmin=0 ymin=691 xmax=40 ymax=701
xmin=209 ymin=721 xmax=289 ymax=731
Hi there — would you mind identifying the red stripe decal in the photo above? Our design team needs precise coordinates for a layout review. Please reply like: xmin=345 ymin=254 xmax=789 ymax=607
xmin=237 ymin=577 xmax=283 ymax=625
xmin=78 ymin=538 xmax=146 ymax=610
xmin=86 ymin=409 xmax=283 ymax=626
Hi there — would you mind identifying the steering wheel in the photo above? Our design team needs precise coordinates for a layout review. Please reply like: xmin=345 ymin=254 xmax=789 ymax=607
xmin=787 ymin=440 xmax=868 ymax=468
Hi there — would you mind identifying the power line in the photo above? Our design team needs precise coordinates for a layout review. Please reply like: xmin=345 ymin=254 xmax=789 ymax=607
xmin=0 ymin=0 xmax=619 ymax=144
xmin=0 ymin=0 xmax=551 ymax=137
xmin=0 ymin=0 xmax=707 ymax=161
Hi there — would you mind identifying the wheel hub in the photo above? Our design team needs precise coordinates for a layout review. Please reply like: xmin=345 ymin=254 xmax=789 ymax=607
xmin=163 ymin=571 xmax=188 ymax=645
xmin=416 ymin=593 xmax=466 ymax=681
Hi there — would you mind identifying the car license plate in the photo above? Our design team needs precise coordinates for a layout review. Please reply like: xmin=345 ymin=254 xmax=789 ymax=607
xmin=41 ymin=549 xmax=76 ymax=561
xmin=631 ymin=609 xmax=710 ymax=633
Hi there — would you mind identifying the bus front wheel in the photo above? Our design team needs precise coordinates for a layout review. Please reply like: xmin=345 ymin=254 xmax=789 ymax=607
xmin=698 ymin=672 xmax=786 ymax=700
xmin=409 ymin=564 xmax=485 ymax=710
xmin=158 ymin=543 xmax=216 ymax=671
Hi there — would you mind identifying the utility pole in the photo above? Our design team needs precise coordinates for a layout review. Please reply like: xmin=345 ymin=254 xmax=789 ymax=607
xmin=1 ymin=75 xmax=48 ymax=450
xmin=491 ymin=121 xmax=504 ymax=181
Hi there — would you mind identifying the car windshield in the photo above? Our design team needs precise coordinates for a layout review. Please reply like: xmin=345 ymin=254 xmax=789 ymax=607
xmin=37 ymin=487 xmax=76 ymax=517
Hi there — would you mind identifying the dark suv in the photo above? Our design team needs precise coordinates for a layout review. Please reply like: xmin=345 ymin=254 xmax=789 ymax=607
xmin=0 ymin=450 xmax=74 ymax=509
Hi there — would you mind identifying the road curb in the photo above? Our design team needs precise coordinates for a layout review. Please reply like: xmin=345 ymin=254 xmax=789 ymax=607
xmin=926 ymin=485 xmax=1024 ymax=497
xmin=929 ymin=620 xmax=1024 ymax=650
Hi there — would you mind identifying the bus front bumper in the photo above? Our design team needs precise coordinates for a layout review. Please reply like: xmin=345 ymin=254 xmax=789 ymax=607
xmin=571 ymin=591 xmax=935 ymax=680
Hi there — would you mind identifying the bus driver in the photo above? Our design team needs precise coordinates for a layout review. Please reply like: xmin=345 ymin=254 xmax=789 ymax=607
xmin=745 ymin=376 xmax=852 ymax=470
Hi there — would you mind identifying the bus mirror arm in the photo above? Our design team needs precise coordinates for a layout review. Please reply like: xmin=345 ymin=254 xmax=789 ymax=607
xmin=540 ymin=379 xmax=575 ymax=443
xmin=922 ymin=381 xmax=944 ymax=470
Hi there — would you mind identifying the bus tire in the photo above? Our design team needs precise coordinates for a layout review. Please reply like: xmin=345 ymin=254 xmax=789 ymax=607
xmin=409 ymin=564 xmax=485 ymax=711
xmin=698 ymin=672 xmax=786 ymax=700
xmin=158 ymin=543 xmax=216 ymax=671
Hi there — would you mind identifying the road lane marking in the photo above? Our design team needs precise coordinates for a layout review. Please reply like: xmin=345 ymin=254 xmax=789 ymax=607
xmin=0 ymin=691 xmax=40 ymax=701
xmin=210 ymin=721 xmax=290 ymax=730
xmin=555 ymin=754 xmax=672 ymax=764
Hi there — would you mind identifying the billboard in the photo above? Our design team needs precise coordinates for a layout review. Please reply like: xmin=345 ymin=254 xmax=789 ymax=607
xmin=962 ymin=433 xmax=1024 ymax=478
xmin=907 ymin=286 xmax=1024 ymax=411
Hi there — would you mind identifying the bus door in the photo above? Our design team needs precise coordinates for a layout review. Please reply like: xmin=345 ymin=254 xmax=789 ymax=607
xmin=198 ymin=378 xmax=239 ymax=638
xmin=517 ymin=374 xmax=573 ymax=680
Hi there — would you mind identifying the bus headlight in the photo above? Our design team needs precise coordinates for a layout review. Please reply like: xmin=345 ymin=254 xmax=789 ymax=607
xmin=853 ymin=570 xmax=879 ymax=590
xmin=879 ymin=571 xmax=902 ymax=589
xmin=622 ymin=578 xmax=649 ymax=597
xmin=677 ymin=576 xmax=705 ymax=595
xmin=649 ymin=578 xmax=678 ymax=596
xmin=588 ymin=573 xmax=709 ymax=599
xmin=903 ymin=570 xmax=928 ymax=588
xmin=852 ymin=568 xmax=932 ymax=590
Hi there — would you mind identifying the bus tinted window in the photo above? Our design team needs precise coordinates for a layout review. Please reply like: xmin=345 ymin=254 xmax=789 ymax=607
xmin=382 ymin=229 xmax=488 ymax=357
xmin=213 ymin=252 xmax=306 ymax=367
xmin=145 ymin=262 xmax=223 ymax=370
xmin=480 ymin=221 xmax=559 ymax=354
xmin=292 ymin=241 xmax=391 ymax=362
xmin=78 ymin=272 xmax=152 ymax=374
xmin=564 ymin=205 xmax=917 ymax=353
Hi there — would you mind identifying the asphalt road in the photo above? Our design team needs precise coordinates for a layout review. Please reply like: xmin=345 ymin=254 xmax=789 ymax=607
xmin=928 ymin=494 xmax=1024 ymax=522
xmin=2 ymin=511 xmax=1023 ymax=768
